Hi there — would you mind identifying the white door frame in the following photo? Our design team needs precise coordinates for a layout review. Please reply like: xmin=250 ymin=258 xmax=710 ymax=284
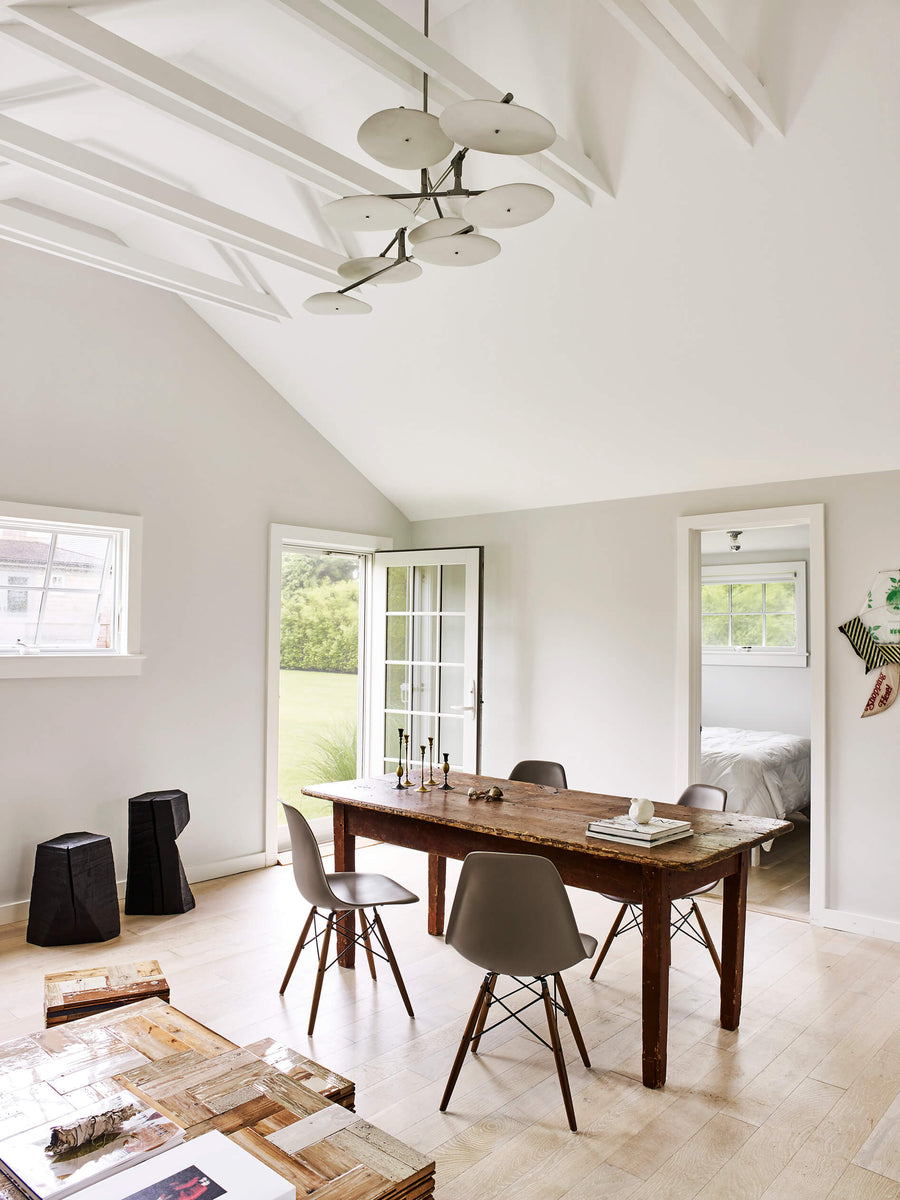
xmin=675 ymin=504 xmax=826 ymax=922
xmin=265 ymin=524 xmax=392 ymax=865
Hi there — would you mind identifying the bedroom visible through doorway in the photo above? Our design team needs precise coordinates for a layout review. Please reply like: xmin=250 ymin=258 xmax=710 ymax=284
xmin=699 ymin=524 xmax=812 ymax=918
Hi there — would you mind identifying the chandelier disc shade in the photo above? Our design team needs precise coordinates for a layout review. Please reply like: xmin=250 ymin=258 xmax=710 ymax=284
xmin=412 ymin=232 xmax=501 ymax=266
xmin=357 ymin=107 xmax=454 ymax=169
xmin=322 ymin=195 xmax=415 ymax=231
xmin=337 ymin=256 xmax=423 ymax=284
xmin=438 ymin=99 xmax=556 ymax=155
xmin=303 ymin=291 xmax=373 ymax=314
xmin=407 ymin=216 xmax=471 ymax=245
xmin=463 ymin=182 xmax=555 ymax=228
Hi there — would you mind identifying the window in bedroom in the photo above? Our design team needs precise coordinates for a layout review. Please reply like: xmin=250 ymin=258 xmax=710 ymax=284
xmin=0 ymin=501 xmax=142 ymax=677
xmin=701 ymin=561 xmax=807 ymax=667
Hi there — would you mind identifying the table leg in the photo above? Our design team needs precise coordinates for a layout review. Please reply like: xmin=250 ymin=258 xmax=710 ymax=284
xmin=641 ymin=867 xmax=670 ymax=1088
xmin=333 ymin=804 xmax=355 ymax=968
xmin=720 ymin=850 xmax=749 ymax=1030
xmin=428 ymin=853 xmax=446 ymax=936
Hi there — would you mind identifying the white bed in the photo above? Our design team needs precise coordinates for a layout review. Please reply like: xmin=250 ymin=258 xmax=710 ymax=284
xmin=700 ymin=726 xmax=811 ymax=821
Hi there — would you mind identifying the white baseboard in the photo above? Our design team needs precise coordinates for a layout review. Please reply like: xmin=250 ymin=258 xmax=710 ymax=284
xmin=815 ymin=906 xmax=900 ymax=943
xmin=0 ymin=854 xmax=269 ymax=929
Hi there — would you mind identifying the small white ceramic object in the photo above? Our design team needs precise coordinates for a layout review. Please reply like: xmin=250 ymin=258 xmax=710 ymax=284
xmin=629 ymin=797 xmax=655 ymax=825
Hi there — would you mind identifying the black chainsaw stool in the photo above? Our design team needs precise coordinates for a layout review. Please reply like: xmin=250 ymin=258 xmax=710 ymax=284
xmin=124 ymin=789 xmax=195 ymax=916
xmin=27 ymin=832 xmax=120 ymax=946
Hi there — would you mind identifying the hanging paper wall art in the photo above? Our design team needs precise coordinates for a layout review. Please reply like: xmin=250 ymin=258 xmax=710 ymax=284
xmin=838 ymin=569 xmax=900 ymax=717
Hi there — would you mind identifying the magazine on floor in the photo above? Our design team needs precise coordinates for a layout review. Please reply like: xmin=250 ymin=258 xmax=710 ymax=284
xmin=0 ymin=1090 xmax=183 ymax=1200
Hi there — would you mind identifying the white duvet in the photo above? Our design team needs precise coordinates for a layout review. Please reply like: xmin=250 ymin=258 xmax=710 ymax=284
xmin=700 ymin=726 xmax=811 ymax=821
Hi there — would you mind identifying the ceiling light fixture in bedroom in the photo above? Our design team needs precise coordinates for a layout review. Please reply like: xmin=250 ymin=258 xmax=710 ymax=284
xmin=727 ymin=531 xmax=743 ymax=552
xmin=303 ymin=0 xmax=556 ymax=315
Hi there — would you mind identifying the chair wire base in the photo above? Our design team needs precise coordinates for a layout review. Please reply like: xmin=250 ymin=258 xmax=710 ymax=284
xmin=590 ymin=898 xmax=721 ymax=979
xmin=279 ymin=905 xmax=415 ymax=1035
xmin=440 ymin=970 xmax=590 ymax=1131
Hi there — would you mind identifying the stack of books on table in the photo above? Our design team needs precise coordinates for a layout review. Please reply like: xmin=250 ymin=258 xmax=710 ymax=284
xmin=586 ymin=814 xmax=693 ymax=847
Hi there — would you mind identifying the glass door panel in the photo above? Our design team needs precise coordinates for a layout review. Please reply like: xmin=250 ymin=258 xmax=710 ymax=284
xmin=370 ymin=547 xmax=482 ymax=775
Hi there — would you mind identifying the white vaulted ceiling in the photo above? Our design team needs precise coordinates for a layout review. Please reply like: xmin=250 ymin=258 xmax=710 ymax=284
xmin=1 ymin=0 xmax=899 ymax=519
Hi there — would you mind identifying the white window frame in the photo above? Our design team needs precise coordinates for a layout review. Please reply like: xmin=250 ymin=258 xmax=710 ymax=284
xmin=0 ymin=500 xmax=143 ymax=678
xmin=701 ymin=559 xmax=808 ymax=667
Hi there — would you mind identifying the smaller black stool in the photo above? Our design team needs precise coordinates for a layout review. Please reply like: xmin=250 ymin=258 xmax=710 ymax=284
xmin=125 ymin=789 xmax=195 ymax=916
xmin=27 ymin=832 xmax=120 ymax=946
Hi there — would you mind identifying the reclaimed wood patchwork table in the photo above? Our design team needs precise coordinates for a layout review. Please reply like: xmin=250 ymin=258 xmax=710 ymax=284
xmin=303 ymin=771 xmax=793 ymax=1090
xmin=0 ymin=997 xmax=433 ymax=1200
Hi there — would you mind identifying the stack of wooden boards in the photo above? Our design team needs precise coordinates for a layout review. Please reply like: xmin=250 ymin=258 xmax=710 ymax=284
xmin=0 ymin=997 xmax=434 ymax=1200
xmin=43 ymin=961 xmax=171 ymax=1027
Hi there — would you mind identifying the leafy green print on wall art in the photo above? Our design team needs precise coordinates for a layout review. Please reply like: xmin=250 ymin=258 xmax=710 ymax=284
xmin=887 ymin=578 xmax=900 ymax=611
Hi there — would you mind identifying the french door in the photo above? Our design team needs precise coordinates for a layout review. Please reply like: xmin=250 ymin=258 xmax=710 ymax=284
xmin=368 ymin=547 xmax=483 ymax=777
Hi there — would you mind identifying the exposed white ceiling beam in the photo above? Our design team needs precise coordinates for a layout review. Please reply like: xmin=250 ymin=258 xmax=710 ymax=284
xmin=0 ymin=199 xmax=288 ymax=318
xmin=270 ymin=0 xmax=612 ymax=202
xmin=3 ymin=4 xmax=409 ymax=199
xmin=0 ymin=113 xmax=342 ymax=284
xmin=661 ymin=0 xmax=783 ymax=137
xmin=0 ymin=77 xmax=95 ymax=112
xmin=594 ymin=0 xmax=754 ymax=145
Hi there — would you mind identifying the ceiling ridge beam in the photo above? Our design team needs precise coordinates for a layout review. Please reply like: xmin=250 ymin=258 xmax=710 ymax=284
xmin=4 ymin=4 xmax=409 ymax=199
xmin=594 ymin=0 xmax=754 ymax=145
xmin=660 ymin=0 xmax=783 ymax=137
xmin=0 ymin=112 xmax=342 ymax=283
xmin=0 ymin=199 xmax=289 ymax=317
xmin=269 ymin=0 xmax=611 ymax=202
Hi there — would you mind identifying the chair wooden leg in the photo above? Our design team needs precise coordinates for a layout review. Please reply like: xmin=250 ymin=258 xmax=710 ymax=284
xmin=279 ymin=906 xmax=316 ymax=995
xmin=470 ymin=972 xmax=497 ymax=1055
xmin=691 ymin=900 xmax=722 ymax=977
xmin=360 ymin=911 xmax=378 ymax=981
xmin=372 ymin=909 xmax=414 ymax=1017
xmin=307 ymin=912 xmax=334 ymax=1036
xmin=541 ymin=977 xmax=577 ymax=1131
xmin=440 ymin=975 xmax=492 ymax=1112
xmin=555 ymin=974 xmax=590 ymax=1068
xmin=590 ymin=902 xmax=629 ymax=980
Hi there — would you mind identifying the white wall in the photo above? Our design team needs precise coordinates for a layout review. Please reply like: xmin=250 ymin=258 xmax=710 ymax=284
xmin=409 ymin=471 xmax=900 ymax=936
xmin=0 ymin=243 xmax=410 ymax=920
xmin=700 ymin=549 xmax=812 ymax=737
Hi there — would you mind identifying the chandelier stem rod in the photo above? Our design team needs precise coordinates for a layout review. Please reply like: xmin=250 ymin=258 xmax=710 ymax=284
xmin=422 ymin=0 xmax=429 ymax=113
xmin=381 ymin=188 xmax=485 ymax=200
xmin=337 ymin=258 xmax=409 ymax=295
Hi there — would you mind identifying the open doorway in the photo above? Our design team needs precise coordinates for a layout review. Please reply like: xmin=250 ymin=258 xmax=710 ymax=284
xmin=699 ymin=524 xmax=812 ymax=918
xmin=265 ymin=525 xmax=392 ymax=862
xmin=676 ymin=505 xmax=826 ymax=924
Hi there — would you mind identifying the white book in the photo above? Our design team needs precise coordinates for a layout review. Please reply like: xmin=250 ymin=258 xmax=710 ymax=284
xmin=72 ymin=1132 xmax=293 ymax=1200
xmin=586 ymin=827 xmax=693 ymax=848
xmin=587 ymin=815 xmax=691 ymax=840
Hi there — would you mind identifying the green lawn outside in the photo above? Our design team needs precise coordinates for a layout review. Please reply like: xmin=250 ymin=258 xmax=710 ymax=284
xmin=278 ymin=668 xmax=358 ymax=820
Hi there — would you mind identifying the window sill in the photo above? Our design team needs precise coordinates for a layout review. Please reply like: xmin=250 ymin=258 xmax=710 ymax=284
xmin=0 ymin=654 xmax=145 ymax=679
xmin=702 ymin=652 xmax=808 ymax=668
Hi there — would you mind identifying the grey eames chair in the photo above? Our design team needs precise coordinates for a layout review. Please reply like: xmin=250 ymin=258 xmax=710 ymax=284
xmin=589 ymin=784 xmax=728 ymax=980
xmin=508 ymin=760 xmax=568 ymax=789
xmin=279 ymin=804 xmax=419 ymax=1035
xmin=440 ymin=851 xmax=598 ymax=1131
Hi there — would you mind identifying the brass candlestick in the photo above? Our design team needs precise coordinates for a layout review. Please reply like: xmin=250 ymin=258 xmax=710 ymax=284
xmin=395 ymin=727 xmax=406 ymax=788
xmin=403 ymin=734 xmax=412 ymax=787
xmin=416 ymin=744 xmax=428 ymax=792
xmin=440 ymin=752 xmax=454 ymax=790
xmin=427 ymin=735 xmax=437 ymax=786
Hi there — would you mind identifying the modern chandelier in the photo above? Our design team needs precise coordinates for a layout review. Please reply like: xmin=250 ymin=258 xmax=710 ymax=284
xmin=304 ymin=2 xmax=557 ymax=315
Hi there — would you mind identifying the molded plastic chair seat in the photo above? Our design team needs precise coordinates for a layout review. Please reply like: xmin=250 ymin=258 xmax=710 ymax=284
xmin=440 ymin=851 xmax=596 ymax=1131
xmin=508 ymin=760 xmax=568 ymax=789
xmin=591 ymin=784 xmax=727 ymax=980
xmin=327 ymin=873 xmax=418 ymax=908
xmin=279 ymin=805 xmax=419 ymax=1034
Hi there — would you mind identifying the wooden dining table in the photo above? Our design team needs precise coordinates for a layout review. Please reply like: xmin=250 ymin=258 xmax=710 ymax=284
xmin=302 ymin=772 xmax=792 ymax=1089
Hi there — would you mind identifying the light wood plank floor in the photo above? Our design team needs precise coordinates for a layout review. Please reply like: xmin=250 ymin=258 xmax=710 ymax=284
xmin=2 ymin=842 xmax=898 ymax=1200
xmin=709 ymin=815 xmax=811 ymax=920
